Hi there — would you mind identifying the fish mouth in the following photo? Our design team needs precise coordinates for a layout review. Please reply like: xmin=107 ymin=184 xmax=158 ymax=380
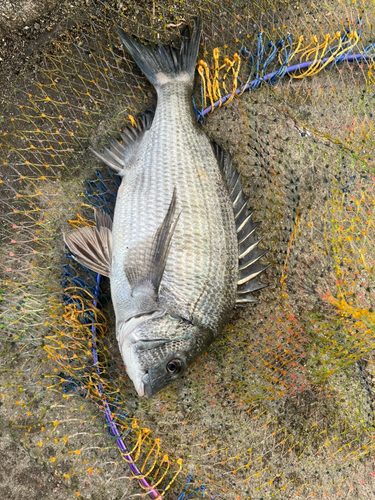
xmin=142 ymin=373 xmax=153 ymax=399
xmin=136 ymin=380 xmax=145 ymax=397
xmin=142 ymin=370 xmax=171 ymax=398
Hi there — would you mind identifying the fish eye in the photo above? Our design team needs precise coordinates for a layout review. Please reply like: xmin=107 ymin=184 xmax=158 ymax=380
xmin=166 ymin=359 xmax=182 ymax=375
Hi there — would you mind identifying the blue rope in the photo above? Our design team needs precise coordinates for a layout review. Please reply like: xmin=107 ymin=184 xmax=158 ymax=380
xmin=177 ymin=475 xmax=207 ymax=500
xmin=62 ymin=262 xmax=98 ymax=293
xmin=253 ymin=31 xmax=265 ymax=88
xmin=272 ymin=33 xmax=292 ymax=83
xmin=241 ymin=32 xmax=285 ymax=88
xmin=198 ymin=21 xmax=375 ymax=115
xmin=326 ymin=20 xmax=362 ymax=69
xmin=60 ymin=375 xmax=88 ymax=398
xmin=262 ymin=40 xmax=277 ymax=73
xmin=192 ymin=95 xmax=205 ymax=125
xmin=84 ymin=167 xmax=121 ymax=215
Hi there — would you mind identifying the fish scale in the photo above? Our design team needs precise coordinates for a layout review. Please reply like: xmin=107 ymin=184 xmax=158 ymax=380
xmin=64 ymin=19 xmax=268 ymax=397
xmin=111 ymin=82 xmax=238 ymax=332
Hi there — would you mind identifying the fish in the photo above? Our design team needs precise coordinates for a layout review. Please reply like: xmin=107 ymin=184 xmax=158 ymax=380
xmin=63 ymin=18 xmax=269 ymax=398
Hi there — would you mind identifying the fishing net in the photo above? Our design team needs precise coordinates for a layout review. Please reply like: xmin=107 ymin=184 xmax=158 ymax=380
xmin=1 ymin=0 xmax=375 ymax=498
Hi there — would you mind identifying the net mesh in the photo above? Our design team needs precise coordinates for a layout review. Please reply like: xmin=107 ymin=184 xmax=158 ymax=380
xmin=1 ymin=0 xmax=375 ymax=498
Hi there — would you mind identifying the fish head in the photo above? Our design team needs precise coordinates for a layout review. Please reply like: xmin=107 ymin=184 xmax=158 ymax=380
xmin=118 ymin=312 xmax=210 ymax=398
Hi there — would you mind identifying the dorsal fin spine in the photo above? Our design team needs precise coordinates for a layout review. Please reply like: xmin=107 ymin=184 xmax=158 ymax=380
xmin=238 ymin=265 xmax=269 ymax=286
xmin=236 ymin=213 xmax=254 ymax=233
xmin=211 ymin=141 xmax=269 ymax=306
xmin=238 ymin=223 xmax=259 ymax=245
xmin=232 ymin=189 xmax=243 ymax=208
xmin=239 ymin=239 xmax=265 ymax=262
xmin=90 ymin=110 xmax=154 ymax=173
xmin=234 ymin=201 xmax=248 ymax=220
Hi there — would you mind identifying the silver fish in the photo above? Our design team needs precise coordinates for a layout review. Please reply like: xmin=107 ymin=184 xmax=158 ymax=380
xmin=64 ymin=19 xmax=269 ymax=397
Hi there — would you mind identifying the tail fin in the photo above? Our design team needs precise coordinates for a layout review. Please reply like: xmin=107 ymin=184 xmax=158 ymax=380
xmin=118 ymin=18 xmax=202 ymax=88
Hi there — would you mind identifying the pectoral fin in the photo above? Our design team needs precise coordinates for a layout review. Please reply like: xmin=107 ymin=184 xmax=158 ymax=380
xmin=64 ymin=210 xmax=112 ymax=277
xmin=124 ymin=188 xmax=180 ymax=297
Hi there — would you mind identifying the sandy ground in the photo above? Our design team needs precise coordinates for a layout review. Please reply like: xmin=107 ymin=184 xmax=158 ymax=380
xmin=0 ymin=418 xmax=72 ymax=500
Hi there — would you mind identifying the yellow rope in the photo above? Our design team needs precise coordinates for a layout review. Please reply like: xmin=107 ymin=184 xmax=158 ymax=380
xmin=288 ymin=35 xmax=304 ymax=63
xmin=212 ymin=47 xmax=222 ymax=104
xmin=68 ymin=213 xmax=95 ymax=229
xmin=128 ymin=115 xmax=137 ymax=127
xmin=198 ymin=59 xmax=215 ymax=112
xmin=222 ymin=53 xmax=241 ymax=105
xmin=367 ymin=63 xmax=375 ymax=85
xmin=198 ymin=49 xmax=241 ymax=110
xmin=291 ymin=28 xmax=360 ymax=79
xmin=196 ymin=27 xmax=361 ymax=113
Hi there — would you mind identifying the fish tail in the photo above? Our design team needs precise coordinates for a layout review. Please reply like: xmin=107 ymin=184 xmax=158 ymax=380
xmin=118 ymin=18 xmax=202 ymax=89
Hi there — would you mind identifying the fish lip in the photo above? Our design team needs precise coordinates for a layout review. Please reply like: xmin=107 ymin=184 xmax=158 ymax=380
xmin=142 ymin=373 xmax=153 ymax=399
xmin=136 ymin=382 xmax=145 ymax=397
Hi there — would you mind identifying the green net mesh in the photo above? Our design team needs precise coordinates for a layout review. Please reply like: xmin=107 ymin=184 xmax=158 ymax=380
xmin=2 ymin=0 xmax=375 ymax=498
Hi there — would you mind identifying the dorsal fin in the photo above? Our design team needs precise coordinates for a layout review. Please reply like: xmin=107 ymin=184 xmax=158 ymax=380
xmin=89 ymin=110 xmax=154 ymax=172
xmin=211 ymin=141 xmax=269 ymax=306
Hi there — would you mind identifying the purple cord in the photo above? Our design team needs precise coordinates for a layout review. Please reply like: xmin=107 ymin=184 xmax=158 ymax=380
xmin=91 ymin=273 xmax=161 ymax=500
xmin=202 ymin=53 xmax=373 ymax=115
